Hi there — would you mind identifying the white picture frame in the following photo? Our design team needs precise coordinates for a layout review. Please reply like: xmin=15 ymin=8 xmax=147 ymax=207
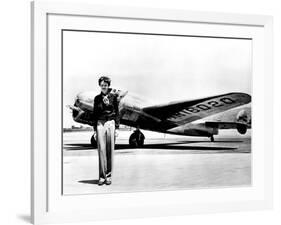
xmin=31 ymin=1 xmax=273 ymax=224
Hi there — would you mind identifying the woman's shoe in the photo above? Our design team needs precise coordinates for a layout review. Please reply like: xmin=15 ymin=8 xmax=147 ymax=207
xmin=98 ymin=179 xmax=105 ymax=185
xmin=105 ymin=178 xmax=112 ymax=185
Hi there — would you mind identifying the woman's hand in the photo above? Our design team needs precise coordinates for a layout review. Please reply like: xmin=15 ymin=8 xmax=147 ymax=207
xmin=103 ymin=95 xmax=110 ymax=105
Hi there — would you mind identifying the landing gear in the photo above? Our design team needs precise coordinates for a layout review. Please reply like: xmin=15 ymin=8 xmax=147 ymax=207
xmin=129 ymin=129 xmax=145 ymax=148
xmin=210 ymin=135 xmax=214 ymax=142
xmin=90 ymin=134 xmax=97 ymax=148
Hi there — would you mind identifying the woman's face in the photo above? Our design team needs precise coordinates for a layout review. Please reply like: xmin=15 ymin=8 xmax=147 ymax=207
xmin=99 ymin=81 xmax=109 ymax=94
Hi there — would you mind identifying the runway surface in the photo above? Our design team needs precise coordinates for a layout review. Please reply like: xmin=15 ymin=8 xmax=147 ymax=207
xmin=63 ymin=130 xmax=251 ymax=195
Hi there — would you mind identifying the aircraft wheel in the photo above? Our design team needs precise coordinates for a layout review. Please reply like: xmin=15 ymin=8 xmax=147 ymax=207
xmin=90 ymin=135 xmax=97 ymax=148
xmin=129 ymin=133 xmax=144 ymax=148
xmin=210 ymin=135 xmax=214 ymax=142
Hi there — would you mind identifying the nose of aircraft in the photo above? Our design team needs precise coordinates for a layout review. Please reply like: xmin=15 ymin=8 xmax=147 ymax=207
xmin=76 ymin=91 xmax=96 ymax=104
xmin=74 ymin=91 xmax=96 ymax=111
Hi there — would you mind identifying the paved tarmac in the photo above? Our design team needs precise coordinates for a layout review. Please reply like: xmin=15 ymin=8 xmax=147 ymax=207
xmin=63 ymin=130 xmax=251 ymax=195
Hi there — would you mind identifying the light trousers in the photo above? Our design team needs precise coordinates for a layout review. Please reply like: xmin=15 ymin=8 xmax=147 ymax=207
xmin=96 ymin=120 xmax=115 ymax=180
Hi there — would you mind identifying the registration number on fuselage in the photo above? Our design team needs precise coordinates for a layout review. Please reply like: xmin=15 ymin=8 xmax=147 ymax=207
xmin=169 ymin=97 xmax=236 ymax=120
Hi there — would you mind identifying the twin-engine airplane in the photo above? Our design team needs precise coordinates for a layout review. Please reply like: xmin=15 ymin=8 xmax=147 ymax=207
xmin=67 ymin=89 xmax=251 ymax=147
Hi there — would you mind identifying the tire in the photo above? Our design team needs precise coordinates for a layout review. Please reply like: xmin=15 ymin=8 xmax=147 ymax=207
xmin=129 ymin=137 xmax=138 ymax=148
xmin=129 ymin=137 xmax=144 ymax=148
xmin=237 ymin=124 xmax=247 ymax=134
xmin=138 ymin=139 xmax=144 ymax=147
xmin=90 ymin=135 xmax=97 ymax=148
xmin=129 ymin=131 xmax=145 ymax=148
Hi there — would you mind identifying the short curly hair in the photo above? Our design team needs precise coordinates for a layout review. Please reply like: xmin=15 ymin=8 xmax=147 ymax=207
xmin=98 ymin=76 xmax=111 ymax=86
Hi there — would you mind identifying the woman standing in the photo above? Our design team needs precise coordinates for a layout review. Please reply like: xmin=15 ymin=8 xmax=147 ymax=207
xmin=93 ymin=76 xmax=120 ymax=185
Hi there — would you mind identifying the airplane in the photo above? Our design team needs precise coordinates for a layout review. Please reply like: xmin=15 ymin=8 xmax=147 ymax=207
xmin=67 ymin=89 xmax=251 ymax=148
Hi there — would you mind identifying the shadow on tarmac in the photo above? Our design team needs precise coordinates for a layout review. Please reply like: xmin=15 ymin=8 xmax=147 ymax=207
xmin=78 ymin=179 xmax=99 ymax=185
xmin=63 ymin=140 xmax=251 ymax=153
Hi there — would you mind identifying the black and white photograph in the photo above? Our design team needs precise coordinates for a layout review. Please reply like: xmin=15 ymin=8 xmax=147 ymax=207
xmin=62 ymin=30 xmax=252 ymax=195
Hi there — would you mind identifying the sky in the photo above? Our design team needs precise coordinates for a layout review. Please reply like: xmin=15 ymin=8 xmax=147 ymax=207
xmin=63 ymin=31 xmax=252 ymax=128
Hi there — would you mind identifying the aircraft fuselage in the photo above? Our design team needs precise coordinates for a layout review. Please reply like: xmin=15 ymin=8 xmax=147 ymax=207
xmin=68 ymin=89 xmax=250 ymax=138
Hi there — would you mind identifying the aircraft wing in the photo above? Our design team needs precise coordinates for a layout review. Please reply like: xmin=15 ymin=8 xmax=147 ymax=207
xmin=142 ymin=92 xmax=251 ymax=126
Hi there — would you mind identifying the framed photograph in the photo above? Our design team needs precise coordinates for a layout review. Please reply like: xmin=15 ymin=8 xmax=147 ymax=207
xmin=31 ymin=1 xmax=273 ymax=224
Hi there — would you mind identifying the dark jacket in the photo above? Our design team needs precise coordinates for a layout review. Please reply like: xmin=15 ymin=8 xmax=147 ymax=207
xmin=93 ymin=88 xmax=120 ymax=130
